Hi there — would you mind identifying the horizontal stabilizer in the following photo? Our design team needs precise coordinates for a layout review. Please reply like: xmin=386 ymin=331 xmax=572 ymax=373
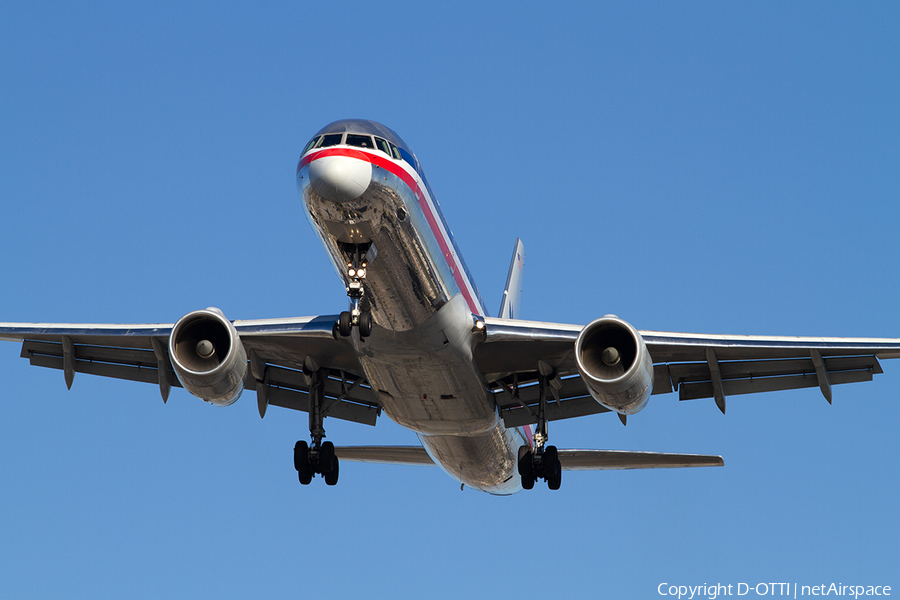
xmin=559 ymin=449 xmax=724 ymax=470
xmin=334 ymin=446 xmax=722 ymax=471
xmin=335 ymin=446 xmax=436 ymax=466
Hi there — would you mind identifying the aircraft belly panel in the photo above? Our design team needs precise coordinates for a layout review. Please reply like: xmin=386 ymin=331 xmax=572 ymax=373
xmin=355 ymin=295 xmax=499 ymax=435
xmin=418 ymin=426 xmax=525 ymax=494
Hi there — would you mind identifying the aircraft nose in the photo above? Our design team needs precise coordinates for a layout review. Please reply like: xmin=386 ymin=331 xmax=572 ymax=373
xmin=308 ymin=155 xmax=372 ymax=202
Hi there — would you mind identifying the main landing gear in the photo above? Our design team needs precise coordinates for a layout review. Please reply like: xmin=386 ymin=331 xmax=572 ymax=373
xmin=517 ymin=364 xmax=562 ymax=490
xmin=337 ymin=245 xmax=373 ymax=338
xmin=294 ymin=363 xmax=340 ymax=486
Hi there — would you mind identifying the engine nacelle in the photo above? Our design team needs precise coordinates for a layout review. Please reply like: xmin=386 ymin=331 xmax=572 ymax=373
xmin=169 ymin=308 xmax=247 ymax=406
xmin=574 ymin=316 xmax=653 ymax=415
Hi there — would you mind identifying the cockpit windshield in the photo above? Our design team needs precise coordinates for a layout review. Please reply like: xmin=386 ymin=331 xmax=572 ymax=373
xmin=319 ymin=133 xmax=343 ymax=148
xmin=303 ymin=129 xmax=410 ymax=169
xmin=346 ymin=134 xmax=374 ymax=149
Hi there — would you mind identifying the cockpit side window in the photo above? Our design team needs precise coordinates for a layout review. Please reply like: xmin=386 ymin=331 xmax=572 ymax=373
xmin=388 ymin=142 xmax=402 ymax=160
xmin=319 ymin=133 xmax=344 ymax=147
xmin=374 ymin=137 xmax=391 ymax=156
xmin=346 ymin=134 xmax=374 ymax=149
xmin=303 ymin=136 xmax=321 ymax=154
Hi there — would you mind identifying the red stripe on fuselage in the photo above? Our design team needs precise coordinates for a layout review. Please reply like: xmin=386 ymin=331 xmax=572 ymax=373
xmin=300 ymin=148 xmax=481 ymax=315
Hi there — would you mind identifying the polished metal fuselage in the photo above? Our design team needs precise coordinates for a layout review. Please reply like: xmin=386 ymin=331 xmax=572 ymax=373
xmin=297 ymin=122 xmax=527 ymax=493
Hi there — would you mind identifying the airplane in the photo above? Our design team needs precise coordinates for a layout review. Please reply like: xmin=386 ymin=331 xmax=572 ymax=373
xmin=2 ymin=118 xmax=899 ymax=495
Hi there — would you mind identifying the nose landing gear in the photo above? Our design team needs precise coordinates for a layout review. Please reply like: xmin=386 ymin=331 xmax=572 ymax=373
xmin=338 ymin=246 xmax=373 ymax=338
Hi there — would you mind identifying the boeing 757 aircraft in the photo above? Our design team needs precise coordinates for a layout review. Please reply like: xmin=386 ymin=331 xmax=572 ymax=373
xmin=2 ymin=119 xmax=898 ymax=494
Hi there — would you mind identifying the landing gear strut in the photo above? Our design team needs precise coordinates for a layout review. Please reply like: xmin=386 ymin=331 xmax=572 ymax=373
xmin=338 ymin=245 xmax=373 ymax=338
xmin=294 ymin=364 xmax=340 ymax=486
xmin=517 ymin=365 xmax=562 ymax=490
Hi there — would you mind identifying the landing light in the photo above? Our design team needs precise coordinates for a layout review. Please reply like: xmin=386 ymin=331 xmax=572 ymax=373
xmin=472 ymin=317 xmax=486 ymax=334
xmin=348 ymin=268 xmax=356 ymax=277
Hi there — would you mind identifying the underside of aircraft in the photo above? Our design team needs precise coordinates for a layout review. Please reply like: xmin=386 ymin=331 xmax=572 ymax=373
xmin=2 ymin=119 xmax=898 ymax=495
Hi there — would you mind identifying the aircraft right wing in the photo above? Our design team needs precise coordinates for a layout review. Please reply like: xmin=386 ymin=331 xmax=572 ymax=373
xmin=475 ymin=317 xmax=900 ymax=427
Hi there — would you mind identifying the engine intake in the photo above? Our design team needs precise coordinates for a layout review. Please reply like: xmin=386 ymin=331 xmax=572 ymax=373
xmin=169 ymin=308 xmax=247 ymax=406
xmin=575 ymin=316 xmax=653 ymax=415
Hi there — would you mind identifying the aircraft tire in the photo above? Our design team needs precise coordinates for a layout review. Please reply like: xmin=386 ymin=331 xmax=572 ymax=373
xmin=339 ymin=312 xmax=352 ymax=337
xmin=319 ymin=441 xmax=335 ymax=474
xmin=324 ymin=458 xmax=339 ymax=486
xmin=294 ymin=440 xmax=309 ymax=473
xmin=359 ymin=311 xmax=373 ymax=338
xmin=521 ymin=471 xmax=535 ymax=490
xmin=543 ymin=445 xmax=559 ymax=479
xmin=517 ymin=446 xmax=531 ymax=476
xmin=548 ymin=465 xmax=562 ymax=491
xmin=519 ymin=446 xmax=535 ymax=489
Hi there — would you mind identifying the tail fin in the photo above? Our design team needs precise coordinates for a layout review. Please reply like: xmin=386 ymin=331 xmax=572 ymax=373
xmin=498 ymin=238 xmax=525 ymax=319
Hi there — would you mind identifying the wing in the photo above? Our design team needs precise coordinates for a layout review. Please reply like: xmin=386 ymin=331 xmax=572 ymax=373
xmin=0 ymin=315 xmax=381 ymax=426
xmin=475 ymin=317 xmax=900 ymax=426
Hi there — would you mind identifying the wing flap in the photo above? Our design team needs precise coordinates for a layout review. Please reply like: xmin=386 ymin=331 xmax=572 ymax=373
xmin=559 ymin=449 xmax=724 ymax=470
xmin=22 ymin=340 xmax=167 ymax=387
xmin=26 ymin=350 xmax=167 ymax=387
xmin=501 ymin=395 xmax=610 ymax=428
xmin=679 ymin=369 xmax=874 ymax=401
xmin=265 ymin=386 xmax=379 ymax=426
xmin=671 ymin=355 xmax=880 ymax=401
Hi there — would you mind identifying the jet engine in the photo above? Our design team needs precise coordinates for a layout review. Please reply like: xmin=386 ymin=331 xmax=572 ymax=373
xmin=169 ymin=308 xmax=247 ymax=406
xmin=574 ymin=316 xmax=653 ymax=415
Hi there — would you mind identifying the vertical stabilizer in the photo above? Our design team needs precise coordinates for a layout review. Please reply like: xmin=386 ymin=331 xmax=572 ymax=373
xmin=498 ymin=239 xmax=525 ymax=319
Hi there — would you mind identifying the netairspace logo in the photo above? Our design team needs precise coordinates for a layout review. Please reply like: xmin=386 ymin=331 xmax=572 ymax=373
xmin=657 ymin=583 xmax=892 ymax=600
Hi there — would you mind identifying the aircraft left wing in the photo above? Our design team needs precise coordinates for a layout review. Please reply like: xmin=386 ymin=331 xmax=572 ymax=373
xmin=475 ymin=317 xmax=900 ymax=426
xmin=0 ymin=316 xmax=381 ymax=425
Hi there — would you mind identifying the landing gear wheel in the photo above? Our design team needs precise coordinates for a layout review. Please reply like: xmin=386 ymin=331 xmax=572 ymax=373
xmin=521 ymin=468 xmax=535 ymax=490
xmin=294 ymin=440 xmax=309 ymax=473
xmin=543 ymin=445 xmax=559 ymax=479
xmin=518 ymin=446 xmax=535 ymax=490
xmin=294 ymin=441 xmax=312 ymax=485
xmin=517 ymin=445 xmax=531 ymax=476
xmin=338 ymin=311 xmax=352 ymax=337
xmin=358 ymin=310 xmax=373 ymax=338
xmin=548 ymin=467 xmax=562 ymax=491
xmin=324 ymin=458 xmax=339 ymax=486
xmin=319 ymin=441 xmax=335 ymax=474
xmin=298 ymin=469 xmax=313 ymax=485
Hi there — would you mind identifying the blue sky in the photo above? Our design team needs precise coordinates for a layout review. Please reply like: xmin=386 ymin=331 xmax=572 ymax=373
xmin=0 ymin=2 xmax=898 ymax=598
